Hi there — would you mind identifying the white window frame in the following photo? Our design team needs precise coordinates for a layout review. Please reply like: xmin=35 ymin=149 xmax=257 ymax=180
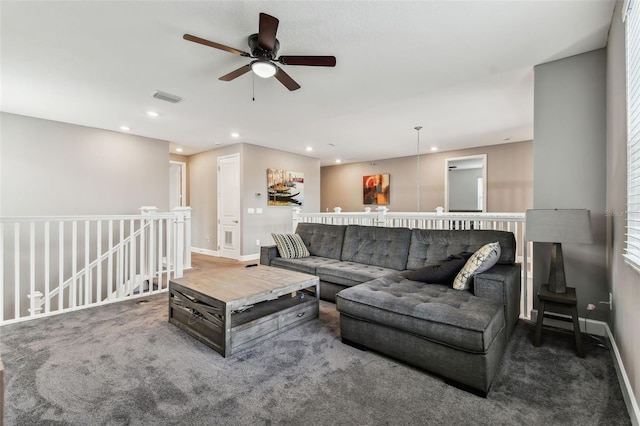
xmin=624 ymin=0 xmax=640 ymax=271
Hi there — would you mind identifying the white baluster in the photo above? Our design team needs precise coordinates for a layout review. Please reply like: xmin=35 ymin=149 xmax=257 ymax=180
xmin=14 ymin=222 xmax=20 ymax=320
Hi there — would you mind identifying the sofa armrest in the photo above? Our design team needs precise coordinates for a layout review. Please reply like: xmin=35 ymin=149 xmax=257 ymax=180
xmin=474 ymin=263 xmax=521 ymax=338
xmin=260 ymin=245 xmax=280 ymax=266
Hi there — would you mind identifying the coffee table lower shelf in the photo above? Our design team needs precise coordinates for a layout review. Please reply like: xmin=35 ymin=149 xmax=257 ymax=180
xmin=169 ymin=282 xmax=318 ymax=357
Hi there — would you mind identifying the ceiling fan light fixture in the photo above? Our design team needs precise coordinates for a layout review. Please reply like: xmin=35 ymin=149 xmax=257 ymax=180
xmin=251 ymin=60 xmax=276 ymax=78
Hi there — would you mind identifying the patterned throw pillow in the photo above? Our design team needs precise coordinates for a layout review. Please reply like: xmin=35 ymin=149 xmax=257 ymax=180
xmin=271 ymin=233 xmax=310 ymax=259
xmin=452 ymin=242 xmax=501 ymax=291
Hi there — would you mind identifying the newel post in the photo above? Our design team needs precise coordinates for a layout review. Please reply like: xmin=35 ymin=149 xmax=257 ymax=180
xmin=173 ymin=207 xmax=192 ymax=270
xmin=139 ymin=206 xmax=159 ymax=279
xmin=292 ymin=207 xmax=302 ymax=233
xmin=173 ymin=209 xmax=185 ymax=279
xmin=376 ymin=206 xmax=388 ymax=227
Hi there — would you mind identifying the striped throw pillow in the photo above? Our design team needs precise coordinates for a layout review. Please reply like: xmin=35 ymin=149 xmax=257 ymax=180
xmin=271 ymin=233 xmax=310 ymax=259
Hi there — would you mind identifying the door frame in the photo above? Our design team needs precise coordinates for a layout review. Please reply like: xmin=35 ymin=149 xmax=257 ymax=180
xmin=169 ymin=160 xmax=187 ymax=208
xmin=217 ymin=153 xmax=241 ymax=259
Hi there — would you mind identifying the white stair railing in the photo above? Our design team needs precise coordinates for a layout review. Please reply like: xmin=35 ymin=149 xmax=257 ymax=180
xmin=39 ymin=219 xmax=149 ymax=309
xmin=0 ymin=207 xmax=192 ymax=325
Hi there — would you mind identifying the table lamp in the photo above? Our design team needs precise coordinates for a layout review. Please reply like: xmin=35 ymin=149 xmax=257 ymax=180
xmin=525 ymin=209 xmax=593 ymax=293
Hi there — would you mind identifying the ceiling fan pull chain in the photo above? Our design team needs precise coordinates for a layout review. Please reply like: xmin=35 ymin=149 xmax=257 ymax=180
xmin=252 ymin=72 xmax=255 ymax=102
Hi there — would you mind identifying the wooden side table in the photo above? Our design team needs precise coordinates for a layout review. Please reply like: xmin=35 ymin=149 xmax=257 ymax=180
xmin=533 ymin=284 xmax=584 ymax=357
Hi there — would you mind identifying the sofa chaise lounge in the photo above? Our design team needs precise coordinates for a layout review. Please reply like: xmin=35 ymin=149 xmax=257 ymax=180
xmin=260 ymin=222 xmax=521 ymax=395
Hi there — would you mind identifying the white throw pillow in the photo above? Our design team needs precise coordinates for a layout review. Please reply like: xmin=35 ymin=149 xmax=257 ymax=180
xmin=271 ymin=233 xmax=310 ymax=259
xmin=452 ymin=242 xmax=501 ymax=291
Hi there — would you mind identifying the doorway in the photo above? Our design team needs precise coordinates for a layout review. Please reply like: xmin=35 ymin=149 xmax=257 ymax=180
xmin=445 ymin=154 xmax=487 ymax=212
xmin=217 ymin=154 xmax=241 ymax=259
xmin=169 ymin=161 xmax=186 ymax=209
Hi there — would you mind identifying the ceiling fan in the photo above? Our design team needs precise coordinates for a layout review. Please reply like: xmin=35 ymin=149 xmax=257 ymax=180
xmin=183 ymin=13 xmax=336 ymax=91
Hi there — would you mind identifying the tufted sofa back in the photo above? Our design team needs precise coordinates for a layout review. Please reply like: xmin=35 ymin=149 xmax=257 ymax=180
xmin=295 ymin=223 xmax=516 ymax=272
xmin=341 ymin=225 xmax=412 ymax=270
xmin=296 ymin=222 xmax=347 ymax=260
xmin=406 ymin=229 xmax=516 ymax=270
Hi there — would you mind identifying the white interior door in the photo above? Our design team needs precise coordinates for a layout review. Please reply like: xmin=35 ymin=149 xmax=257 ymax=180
xmin=217 ymin=154 xmax=240 ymax=259
xmin=169 ymin=161 xmax=186 ymax=209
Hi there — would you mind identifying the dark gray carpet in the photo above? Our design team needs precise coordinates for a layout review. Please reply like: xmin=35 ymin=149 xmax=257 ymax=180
xmin=0 ymin=293 xmax=630 ymax=425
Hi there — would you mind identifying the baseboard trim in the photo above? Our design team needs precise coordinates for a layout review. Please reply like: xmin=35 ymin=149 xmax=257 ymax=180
xmin=530 ymin=309 xmax=607 ymax=336
xmin=530 ymin=309 xmax=639 ymax=425
xmin=191 ymin=247 xmax=218 ymax=257
xmin=239 ymin=254 xmax=260 ymax=262
xmin=190 ymin=247 xmax=259 ymax=262
xmin=605 ymin=323 xmax=640 ymax=426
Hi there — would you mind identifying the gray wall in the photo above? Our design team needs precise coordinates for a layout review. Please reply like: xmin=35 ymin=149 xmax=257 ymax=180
xmin=321 ymin=140 xmax=532 ymax=213
xmin=1 ymin=112 xmax=170 ymax=215
xmin=188 ymin=143 xmax=320 ymax=258
xmin=533 ymin=49 xmax=608 ymax=321
xmin=606 ymin=1 xmax=640 ymax=413
xmin=188 ymin=144 xmax=241 ymax=253
xmin=1 ymin=112 xmax=171 ymax=318
xmin=242 ymin=144 xmax=320 ymax=257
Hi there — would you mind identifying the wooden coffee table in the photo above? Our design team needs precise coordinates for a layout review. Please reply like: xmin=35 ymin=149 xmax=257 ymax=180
xmin=168 ymin=265 xmax=319 ymax=357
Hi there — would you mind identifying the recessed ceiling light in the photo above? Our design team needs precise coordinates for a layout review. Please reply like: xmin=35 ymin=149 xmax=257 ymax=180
xmin=146 ymin=111 xmax=159 ymax=118
xmin=306 ymin=147 xmax=313 ymax=152
xmin=231 ymin=132 xmax=240 ymax=138
xmin=431 ymin=146 xmax=438 ymax=152
xmin=335 ymin=159 xmax=341 ymax=164
xmin=176 ymin=148 xmax=183 ymax=153
xmin=120 ymin=126 xmax=130 ymax=131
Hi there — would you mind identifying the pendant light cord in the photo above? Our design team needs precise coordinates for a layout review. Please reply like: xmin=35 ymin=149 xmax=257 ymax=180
xmin=415 ymin=126 xmax=423 ymax=212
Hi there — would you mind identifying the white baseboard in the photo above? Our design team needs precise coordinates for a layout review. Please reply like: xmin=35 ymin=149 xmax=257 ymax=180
xmin=531 ymin=309 xmax=639 ymax=424
xmin=530 ymin=309 xmax=607 ymax=336
xmin=191 ymin=247 xmax=218 ymax=257
xmin=191 ymin=247 xmax=259 ymax=262
xmin=239 ymin=254 xmax=260 ymax=262
xmin=605 ymin=323 xmax=640 ymax=426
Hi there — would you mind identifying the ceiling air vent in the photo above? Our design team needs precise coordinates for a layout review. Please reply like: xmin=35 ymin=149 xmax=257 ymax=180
xmin=152 ymin=90 xmax=183 ymax=104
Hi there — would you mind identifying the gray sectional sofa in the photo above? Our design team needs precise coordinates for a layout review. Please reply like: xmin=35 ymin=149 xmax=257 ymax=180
xmin=260 ymin=222 xmax=521 ymax=395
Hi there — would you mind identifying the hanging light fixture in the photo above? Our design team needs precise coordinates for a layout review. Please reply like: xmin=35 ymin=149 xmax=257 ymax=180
xmin=415 ymin=126 xmax=423 ymax=212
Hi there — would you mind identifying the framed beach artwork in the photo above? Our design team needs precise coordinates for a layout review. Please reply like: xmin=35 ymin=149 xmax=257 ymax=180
xmin=363 ymin=173 xmax=390 ymax=205
xmin=267 ymin=168 xmax=304 ymax=206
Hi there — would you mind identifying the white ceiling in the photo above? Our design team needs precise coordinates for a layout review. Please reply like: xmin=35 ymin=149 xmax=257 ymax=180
xmin=0 ymin=1 xmax=616 ymax=166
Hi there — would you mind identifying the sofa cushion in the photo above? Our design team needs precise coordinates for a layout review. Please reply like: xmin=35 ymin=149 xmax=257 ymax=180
xmin=341 ymin=225 xmax=412 ymax=270
xmin=453 ymin=242 xmax=501 ymax=291
xmin=406 ymin=229 xmax=516 ymax=270
xmin=271 ymin=233 xmax=310 ymax=259
xmin=403 ymin=252 xmax=472 ymax=285
xmin=295 ymin=223 xmax=347 ymax=260
xmin=316 ymin=262 xmax=401 ymax=287
xmin=336 ymin=276 xmax=505 ymax=353
xmin=271 ymin=256 xmax=341 ymax=276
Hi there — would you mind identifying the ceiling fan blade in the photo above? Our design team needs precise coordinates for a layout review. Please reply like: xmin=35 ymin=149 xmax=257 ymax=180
xmin=183 ymin=34 xmax=251 ymax=57
xmin=278 ymin=56 xmax=336 ymax=67
xmin=274 ymin=66 xmax=301 ymax=91
xmin=219 ymin=65 xmax=252 ymax=81
xmin=258 ymin=13 xmax=279 ymax=51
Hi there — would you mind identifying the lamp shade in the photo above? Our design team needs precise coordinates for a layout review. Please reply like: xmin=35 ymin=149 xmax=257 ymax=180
xmin=525 ymin=209 xmax=593 ymax=243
